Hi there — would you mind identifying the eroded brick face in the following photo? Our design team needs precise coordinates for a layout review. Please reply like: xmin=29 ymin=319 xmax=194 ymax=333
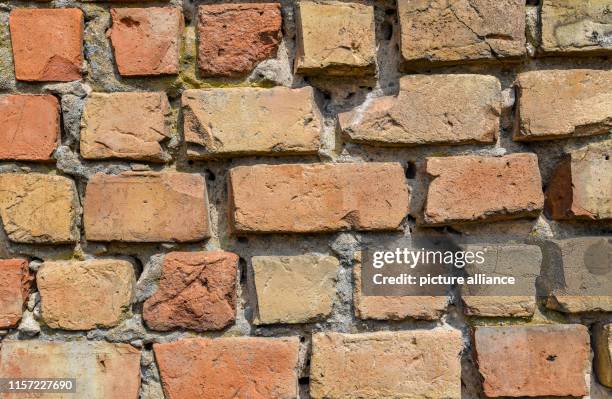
xmin=197 ymin=4 xmax=282 ymax=78
xmin=0 ymin=259 xmax=31 ymax=329
xmin=595 ymin=323 xmax=612 ymax=388
xmin=143 ymin=251 xmax=238 ymax=332
xmin=154 ymin=337 xmax=299 ymax=399
xmin=9 ymin=8 xmax=83 ymax=81
xmin=0 ymin=95 xmax=59 ymax=161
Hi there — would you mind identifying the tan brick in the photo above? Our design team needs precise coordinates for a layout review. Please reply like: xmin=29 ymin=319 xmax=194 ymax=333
xmin=294 ymin=1 xmax=375 ymax=76
xmin=37 ymin=260 xmax=135 ymax=330
xmin=0 ymin=259 xmax=31 ymax=329
xmin=423 ymin=154 xmax=543 ymax=225
xmin=229 ymin=163 xmax=409 ymax=233
xmin=0 ymin=95 xmax=59 ymax=161
xmin=154 ymin=337 xmax=299 ymax=399
xmin=340 ymin=74 xmax=500 ymax=146
xmin=474 ymin=325 xmax=590 ymax=397
xmin=253 ymin=255 xmax=339 ymax=325
xmin=197 ymin=4 xmax=282 ymax=78
xmin=595 ymin=323 xmax=612 ymax=388
xmin=310 ymin=330 xmax=462 ymax=399
xmin=397 ymin=0 xmax=525 ymax=67
xmin=541 ymin=237 xmax=612 ymax=313
xmin=0 ymin=341 xmax=141 ymax=399
xmin=143 ymin=251 xmax=238 ymax=332
xmin=84 ymin=172 xmax=209 ymax=242
xmin=183 ymin=87 xmax=321 ymax=158
xmin=541 ymin=0 xmax=612 ymax=55
xmin=81 ymin=92 xmax=172 ymax=162
xmin=109 ymin=8 xmax=183 ymax=76
xmin=514 ymin=70 xmax=612 ymax=141
xmin=9 ymin=8 xmax=83 ymax=81
xmin=0 ymin=174 xmax=80 ymax=244
xmin=546 ymin=140 xmax=611 ymax=221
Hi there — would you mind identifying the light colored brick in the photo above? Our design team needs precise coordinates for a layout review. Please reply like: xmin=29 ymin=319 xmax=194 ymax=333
xmin=154 ymin=337 xmax=299 ymax=399
xmin=546 ymin=140 xmax=611 ymax=221
xmin=340 ymin=74 xmax=500 ymax=146
xmin=595 ymin=323 xmax=612 ymax=388
xmin=397 ymin=0 xmax=525 ymax=67
xmin=197 ymin=4 xmax=282 ymax=78
xmin=294 ymin=1 xmax=375 ymax=76
xmin=423 ymin=154 xmax=544 ymax=225
xmin=81 ymin=92 xmax=172 ymax=162
xmin=109 ymin=8 xmax=183 ymax=76
xmin=253 ymin=255 xmax=339 ymax=325
xmin=183 ymin=87 xmax=321 ymax=158
xmin=0 ymin=95 xmax=59 ymax=161
xmin=229 ymin=163 xmax=409 ymax=233
xmin=84 ymin=172 xmax=209 ymax=242
xmin=0 ymin=173 xmax=80 ymax=244
xmin=310 ymin=330 xmax=462 ymax=399
xmin=541 ymin=0 xmax=612 ymax=55
xmin=37 ymin=260 xmax=135 ymax=330
xmin=0 ymin=259 xmax=31 ymax=329
xmin=143 ymin=251 xmax=238 ymax=332
xmin=0 ymin=341 xmax=141 ymax=399
xmin=474 ymin=325 xmax=590 ymax=397
xmin=514 ymin=69 xmax=612 ymax=141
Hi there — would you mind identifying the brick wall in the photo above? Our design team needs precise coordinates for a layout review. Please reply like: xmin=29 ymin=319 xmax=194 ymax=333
xmin=0 ymin=0 xmax=610 ymax=398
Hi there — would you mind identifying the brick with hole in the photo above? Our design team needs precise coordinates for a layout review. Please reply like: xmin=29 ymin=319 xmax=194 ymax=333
xmin=109 ymin=8 xmax=183 ymax=76
xmin=9 ymin=8 xmax=83 ymax=81
xmin=0 ymin=259 xmax=31 ymax=329
xmin=154 ymin=337 xmax=299 ymax=399
xmin=0 ymin=95 xmax=59 ymax=161
xmin=229 ymin=163 xmax=409 ymax=233
xmin=143 ymin=251 xmax=238 ymax=332
xmin=197 ymin=3 xmax=282 ymax=78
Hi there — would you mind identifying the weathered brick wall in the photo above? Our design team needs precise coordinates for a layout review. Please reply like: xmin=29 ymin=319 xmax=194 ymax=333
xmin=0 ymin=0 xmax=610 ymax=398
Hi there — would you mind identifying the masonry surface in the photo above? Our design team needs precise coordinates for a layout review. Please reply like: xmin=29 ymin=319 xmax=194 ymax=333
xmin=0 ymin=0 xmax=611 ymax=398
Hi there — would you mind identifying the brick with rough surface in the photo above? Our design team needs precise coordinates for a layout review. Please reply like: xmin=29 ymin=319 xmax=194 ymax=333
xmin=340 ymin=74 xmax=500 ymax=146
xmin=0 ymin=341 xmax=141 ymax=399
xmin=0 ymin=95 xmax=59 ymax=161
xmin=595 ymin=323 xmax=612 ymax=388
xmin=424 ymin=154 xmax=544 ymax=225
xmin=84 ymin=172 xmax=209 ymax=242
xmin=81 ymin=92 xmax=172 ymax=162
xmin=0 ymin=173 xmax=80 ymax=244
xmin=229 ymin=163 xmax=409 ymax=233
xmin=37 ymin=260 xmax=135 ymax=330
xmin=397 ymin=0 xmax=525 ymax=67
xmin=109 ymin=8 xmax=183 ymax=76
xmin=546 ymin=140 xmax=611 ymax=221
xmin=197 ymin=4 xmax=282 ymax=78
xmin=310 ymin=330 xmax=462 ymax=399
xmin=9 ymin=8 xmax=83 ymax=81
xmin=541 ymin=0 xmax=612 ymax=55
xmin=0 ymin=259 xmax=31 ymax=329
xmin=514 ymin=69 xmax=612 ymax=141
xmin=143 ymin=251 xmax=237 ymax=332
xmin=183 ymin=87 xmax=321 ymax=158
xmin=253 ymin=255 xmax=339 ymax=325
xmin=294 ymin=1 xmax=375 ymax=76
xmin=154 ymin=337 xmax=299 ymax=399
xmin=474 ymin=325 xmax=590 ymax=397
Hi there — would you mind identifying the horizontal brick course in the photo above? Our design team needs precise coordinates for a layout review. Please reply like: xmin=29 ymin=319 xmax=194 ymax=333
xmin=0 ymin=259 xmax=31 ymax=329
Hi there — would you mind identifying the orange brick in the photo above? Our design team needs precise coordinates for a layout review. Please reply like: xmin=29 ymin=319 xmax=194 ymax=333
xmin=0 ymin=259 xmax=31 ymax=329
xmin=9 ymin=8 xmax=83 ymax=81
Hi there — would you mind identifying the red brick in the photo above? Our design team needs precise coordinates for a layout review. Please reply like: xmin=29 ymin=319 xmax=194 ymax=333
xmin=424 ymin=154 xmax=544 ymax=225
xmin=154 ymin=337 xmax=299 ymax=399
xmin=197 ymin=4 xmax=282 ymax=78
xmin=0 ymin=259 xmax=31 ymax=329
xmin=143 ymin=251 xmax=238 ymax=332
xmin=0 ymin=95 xmax=59 ymax=161
xmin=84 ymin=172 xmax=209 ymax=242
xmin=109 ymin=8 xmax=183 ymax=76
xmin=474 ymin=325 xmax=590 ymax=397
xmin=229 ymin=163 xmax=409 ymax=233
xmin=9 ymin=8 xmax=83 ymax=82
